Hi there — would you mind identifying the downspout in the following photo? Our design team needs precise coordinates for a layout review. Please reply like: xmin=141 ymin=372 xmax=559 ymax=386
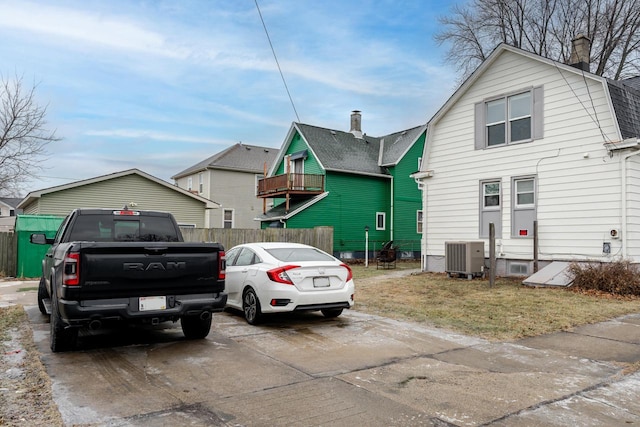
xmin=621 ymin=148 xmax=640 ymax=257
xmin=390 ymin=176 xmax=394 ymax=242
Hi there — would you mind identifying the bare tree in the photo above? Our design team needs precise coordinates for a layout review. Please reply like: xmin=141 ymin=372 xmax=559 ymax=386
xmin=435 ymin=0 xmax=640 ymax=81
xmin=0 ymin=75 xmax=60 ymax=196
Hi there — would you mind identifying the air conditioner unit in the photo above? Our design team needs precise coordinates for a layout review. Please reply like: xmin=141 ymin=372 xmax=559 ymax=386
xmin=445 ymin=241 xmax=485 ymax=279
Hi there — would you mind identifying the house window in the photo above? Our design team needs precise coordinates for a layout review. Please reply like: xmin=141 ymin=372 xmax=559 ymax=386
xmin=255 ymin=174 xmax=263 ymax=195
xmin=515 ymin=178 xmax=535 ymax=207
xmin=512 ymin=176 xmax=537 ymax=238
xmin=417 ymin=210 xmax=423 ymax=234
xmin=223 ymin=209 xmax=234 ymax=229
xmin=376 ymin=212 xmax=386 ymax=231
xmin=187 ymin=177 xmax=193 ymax=191
xmin=480 ymin=180 xmax=502 ymax=238
xmin=417 ymin=157 xmax=422 ymax=170
xmin=486 ymin=91 xmax=531 ymax=146
xmin=198 ymin=173 xmax=203 ymax=193
xmin=483 ymin=182 xmax=500 ymax=209
xmin=475 ymin=86 xmax=543 ymax=149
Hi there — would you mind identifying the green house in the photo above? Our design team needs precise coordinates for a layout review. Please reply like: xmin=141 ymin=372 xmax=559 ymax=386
xmin=256 ymin=111 xmax=426 ymax=259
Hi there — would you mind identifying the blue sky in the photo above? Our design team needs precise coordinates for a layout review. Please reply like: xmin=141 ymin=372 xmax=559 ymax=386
xmin=0 ymin=0 xmax=459 ymax=195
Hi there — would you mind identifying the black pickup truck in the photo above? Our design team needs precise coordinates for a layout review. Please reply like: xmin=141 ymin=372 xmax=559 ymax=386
xmin=31 ymin=208 xmax=227 ymax=352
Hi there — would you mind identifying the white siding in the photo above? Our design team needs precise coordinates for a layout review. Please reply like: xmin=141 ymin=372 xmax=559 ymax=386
xmin=423 ymin=49 xmax=630 ymax=267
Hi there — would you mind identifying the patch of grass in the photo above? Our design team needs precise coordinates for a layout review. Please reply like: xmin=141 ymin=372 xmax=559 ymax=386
xmin=354 ymin=272 xmax=640 ymax=341
xmin=18 ymin=287 xmax=38 ymax=293
xmin=0 ymin=306 xmax=25 ymax=346
xmin=349 ymin=261 xmax=421 ymax=280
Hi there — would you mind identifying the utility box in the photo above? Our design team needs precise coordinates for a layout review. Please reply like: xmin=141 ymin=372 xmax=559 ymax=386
xmin=445 ymin=241 xmax=484 ymax=279
xmin=15 ymin=215 xmax=64 ymax=278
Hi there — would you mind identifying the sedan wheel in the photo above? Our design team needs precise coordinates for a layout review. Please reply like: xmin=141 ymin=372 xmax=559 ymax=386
xmin=321 ymin=308 xmax=343 ymax=318
xmin=243 ymin=288 xmax=262 ymax=325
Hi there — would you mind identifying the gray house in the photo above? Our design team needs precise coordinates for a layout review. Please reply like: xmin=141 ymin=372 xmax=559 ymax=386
xmin=19 ymin=169 xmax=219 ymax=227
xmin=173 ymin=143 xmax=279 ymax=229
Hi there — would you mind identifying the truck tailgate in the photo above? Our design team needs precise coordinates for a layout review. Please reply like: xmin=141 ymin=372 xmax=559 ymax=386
xmin=71 ymin=242 xmax=224 ymax=299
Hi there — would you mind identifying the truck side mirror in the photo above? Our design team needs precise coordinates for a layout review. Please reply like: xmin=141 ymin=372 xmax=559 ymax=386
xmin=31 ymin=233 xmax=54 ymax=245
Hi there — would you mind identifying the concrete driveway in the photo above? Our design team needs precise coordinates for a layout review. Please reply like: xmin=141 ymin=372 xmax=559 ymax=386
xmin=3 ymin=280 xmax=640 ymax=426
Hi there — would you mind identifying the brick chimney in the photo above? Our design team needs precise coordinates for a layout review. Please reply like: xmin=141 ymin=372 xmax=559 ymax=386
xmin=350 ymin=110 xmax=363 ymax=139
xmin=569 ymin=34 xmax=591 ymax=72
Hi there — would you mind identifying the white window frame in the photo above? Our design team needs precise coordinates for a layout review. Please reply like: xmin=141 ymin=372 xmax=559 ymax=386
xmin=482 ymin=181 xmax=501 ymax=210
xmin=376 ymin=212 xmax=386 ymax=231
xmin=476 ymin=86 xmax=542 ymax=150
xmin=198 ymin=173 xmax=204 ymax=194
xmin=255 ymin=174 xmax=263 ymax=196
xmin=223 ymin=209 xmax=234 ymax=229
xmin=187 ymin=177 xmax=193 ymax=191
xmin=515 ymin=178 xmax=535 ymax=208
xmin=416 ymin=210 xmax=423 ymax=234
xmin=486 ymin=91 xmax=532 ymax=147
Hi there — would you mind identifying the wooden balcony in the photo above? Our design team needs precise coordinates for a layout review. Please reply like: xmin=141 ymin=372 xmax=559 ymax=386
xmin=257 ymin=173 xmax=325 ymax=198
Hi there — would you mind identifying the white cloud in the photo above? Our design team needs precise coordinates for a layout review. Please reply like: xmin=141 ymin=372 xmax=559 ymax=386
xmin=0 ymin=2 xmax=189 ymax=59
xmin=84 ymin=129 xmax=223 ymax=145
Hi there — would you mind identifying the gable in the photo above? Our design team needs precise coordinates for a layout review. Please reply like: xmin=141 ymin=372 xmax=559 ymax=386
xmin=275 ymin=130 xmax=324 ymax=175
xmin=22 ymin=174 xmax=209 ymax=227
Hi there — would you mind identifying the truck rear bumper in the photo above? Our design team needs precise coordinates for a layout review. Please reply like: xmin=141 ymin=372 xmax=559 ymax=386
xmin=59 ymin=293 xmax=228 ymax=326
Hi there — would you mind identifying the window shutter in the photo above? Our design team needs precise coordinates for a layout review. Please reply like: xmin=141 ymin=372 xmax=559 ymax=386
xmin=474 ymin=102 xmax=485 ymax=150
xmin=532 ymin=86 xmax=544 ymax=140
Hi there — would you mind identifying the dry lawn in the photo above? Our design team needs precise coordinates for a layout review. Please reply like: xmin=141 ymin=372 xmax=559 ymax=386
xmin=351 ymin=262 xmax=640 ymax=341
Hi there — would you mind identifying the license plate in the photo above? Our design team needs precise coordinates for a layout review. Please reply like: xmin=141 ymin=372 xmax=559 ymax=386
xmin=139 ymin=296 xmax=166 ymax=311
xmin=313 ymin=277 xmax=330 ymax=288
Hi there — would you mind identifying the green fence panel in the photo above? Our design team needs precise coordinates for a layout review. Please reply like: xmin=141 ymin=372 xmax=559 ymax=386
xmin=15 ymin=215 xmax=65 ymax=279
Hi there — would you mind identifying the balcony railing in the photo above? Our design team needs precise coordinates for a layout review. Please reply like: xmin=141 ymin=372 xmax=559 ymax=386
xmin=257 ymin=173 xmax=325 ymax=198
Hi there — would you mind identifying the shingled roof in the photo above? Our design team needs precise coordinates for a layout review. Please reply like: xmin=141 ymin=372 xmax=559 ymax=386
xmin=608 ymin=77 xmax=640 ymax=140
xmin=172 ymin=143 xmax=279 ymax=179
xmin=292 ymin=122 xmax=426 ymax=177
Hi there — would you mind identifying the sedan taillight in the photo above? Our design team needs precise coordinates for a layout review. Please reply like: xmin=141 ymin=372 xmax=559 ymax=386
xmin=340 ymin=263 xmax=353 ymax=282
xmin=63 ymin=252 xmax=81 ymax=286
xmin=267 ymin=265 xmax=300 ymax=285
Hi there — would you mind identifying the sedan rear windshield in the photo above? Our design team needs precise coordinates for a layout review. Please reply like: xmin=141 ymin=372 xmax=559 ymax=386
xmin=266 ymin=248 xmax=335 ymax=262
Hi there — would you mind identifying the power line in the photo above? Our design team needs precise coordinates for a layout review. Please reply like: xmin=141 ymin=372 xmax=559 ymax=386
xmin=254 ymin=0 xmax=300 ymax=122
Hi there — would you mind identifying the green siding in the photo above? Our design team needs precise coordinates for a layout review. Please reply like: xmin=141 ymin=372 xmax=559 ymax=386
xmin=388 ymin=132 xmax=425 ymax=253
xmin=286 ymin=172 xmax=390 ymax=253
xmin=266 ymin=128 xmax=425 ymax=256
xmin=276 ymin=132 xmax=323 ymax=175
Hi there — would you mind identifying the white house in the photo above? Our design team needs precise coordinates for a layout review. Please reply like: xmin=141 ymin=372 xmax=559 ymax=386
xmin=414 ymin=40 xmax=640 ymax=277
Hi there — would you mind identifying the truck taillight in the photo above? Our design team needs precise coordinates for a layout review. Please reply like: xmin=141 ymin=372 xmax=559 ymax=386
xmin=218 ymin=251 xmax=226 ymax=280
xmin=63 ymin=252 xmax=80 ymax=286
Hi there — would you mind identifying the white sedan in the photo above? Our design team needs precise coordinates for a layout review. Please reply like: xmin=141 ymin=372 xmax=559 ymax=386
xmin=224 ymin=242 xmax=355 ymax=324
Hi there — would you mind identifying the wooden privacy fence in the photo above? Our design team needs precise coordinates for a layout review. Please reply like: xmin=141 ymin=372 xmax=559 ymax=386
xmin=0 ymin=227 xmax=334 ymax=277
xmin=180 ymin=227 xmax=334 ymax=255
xmin=0 ymin=232 xmax=17 ymax=277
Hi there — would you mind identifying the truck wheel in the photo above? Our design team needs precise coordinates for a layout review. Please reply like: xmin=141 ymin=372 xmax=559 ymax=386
xmin=181 ymin=314 xmax=212 ymax=339
xmin=37 ymin=277 xmax=48 ymax=315
xmin=243 ymin=288 xmax=262 ymax=325
xmin=321 ymin=308 xmax=343 ymax=318
xmin=50 ymin=295 xmax=78 ymax=353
